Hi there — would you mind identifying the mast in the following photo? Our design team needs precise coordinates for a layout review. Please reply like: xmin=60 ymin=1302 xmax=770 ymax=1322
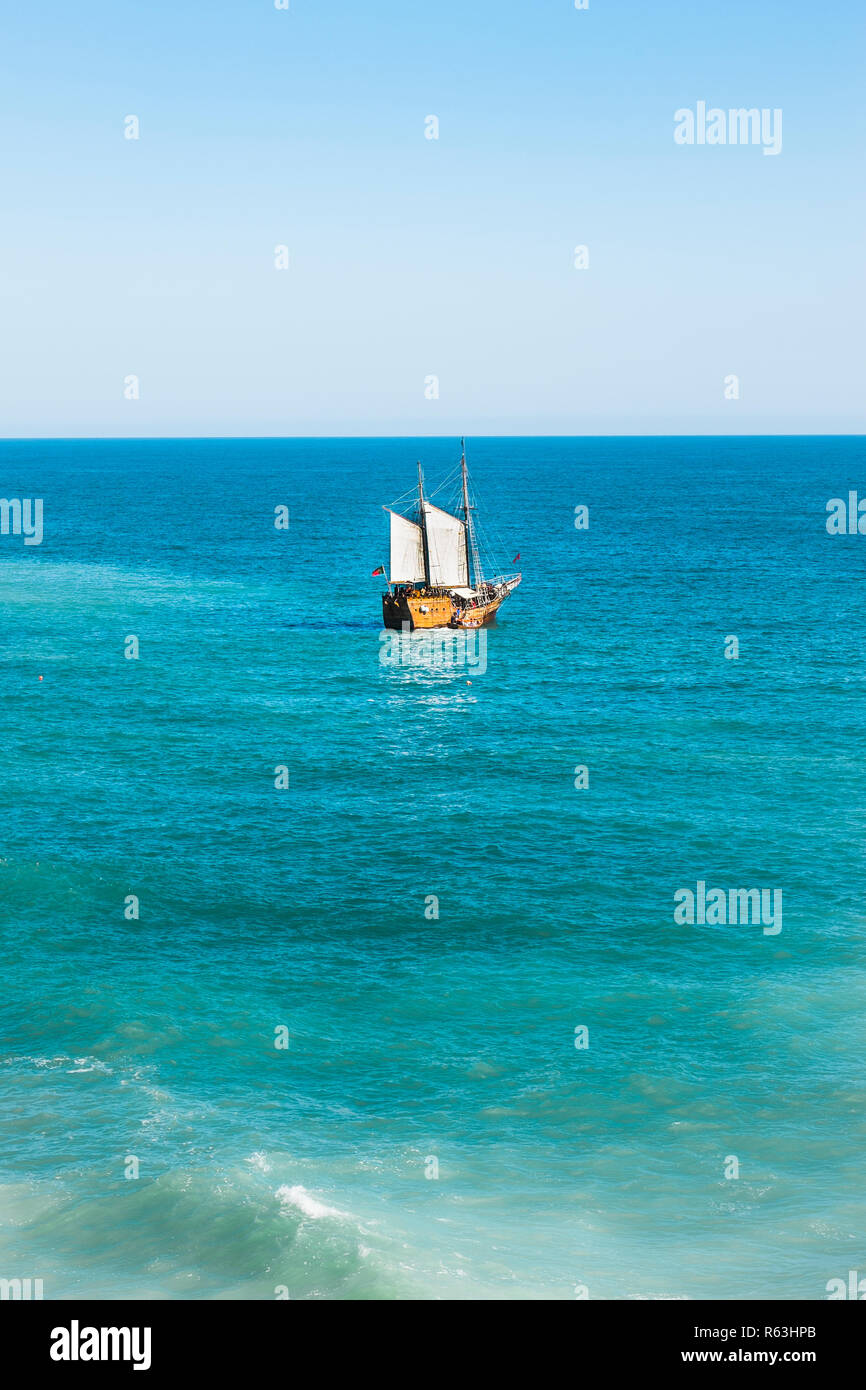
xmin=460 ymin=438 xmax=474 ymax=590
xmin=417 ymin=461 xmax=431 ymax=589
xmin=461 ymin=438 xmax=485 ymax=591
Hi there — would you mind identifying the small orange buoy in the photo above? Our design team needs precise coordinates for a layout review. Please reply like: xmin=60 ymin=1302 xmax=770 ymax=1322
xmin=38 ymin=676 xmax=43 ymax=681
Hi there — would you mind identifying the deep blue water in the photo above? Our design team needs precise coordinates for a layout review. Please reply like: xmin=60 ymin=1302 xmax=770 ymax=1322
xmin=1 ymin=435 xmax=864 ymax=1299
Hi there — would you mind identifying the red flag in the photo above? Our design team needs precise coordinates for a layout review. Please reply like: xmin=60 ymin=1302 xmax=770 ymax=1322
xmin=371 ymin=565 xmax=386 ymax=576
xmin=513 ymin=552 xmax=520 ymax=563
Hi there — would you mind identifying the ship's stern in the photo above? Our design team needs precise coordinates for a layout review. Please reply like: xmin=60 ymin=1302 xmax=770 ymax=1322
xmin=382 ymin=592 xmax=454 ymax=630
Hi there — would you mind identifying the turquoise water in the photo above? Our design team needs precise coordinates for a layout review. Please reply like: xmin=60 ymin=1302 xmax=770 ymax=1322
xmin=1 ymin=436 xmax=864 ymax=1300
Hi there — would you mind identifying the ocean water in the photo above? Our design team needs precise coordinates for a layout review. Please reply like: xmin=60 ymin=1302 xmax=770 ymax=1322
xmin=1 ymin=435 xmax=864 ymax=1301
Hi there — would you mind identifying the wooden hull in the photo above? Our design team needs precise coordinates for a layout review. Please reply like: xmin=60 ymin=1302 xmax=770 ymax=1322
xmin=451 ymin=595 xmax=504 ymax=628
xmin=453 ymin=574 xmax=521 ymax=628
xmin=382 ymin=576 xmax=521 ymax=631
xmin=382 ymin=592 xmax=454 ymax=630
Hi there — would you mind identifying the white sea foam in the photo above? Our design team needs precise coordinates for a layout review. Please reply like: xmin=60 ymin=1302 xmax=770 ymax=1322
xmin=67 ymin=1057 xmax=112 ymax=1074
xmin=276 ymin=1184 xmax=346 ymax=1220
xmin=3 ymin=1054 xmax=112 ymax=1075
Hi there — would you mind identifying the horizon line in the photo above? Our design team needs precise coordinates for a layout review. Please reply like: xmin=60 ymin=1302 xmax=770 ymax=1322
xmin=1 ymin=432 xmax=864 ymax=443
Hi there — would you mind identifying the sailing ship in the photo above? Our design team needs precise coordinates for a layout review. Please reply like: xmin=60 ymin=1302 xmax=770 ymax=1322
xmin=379 ymin=441 xmax=521 ymax=631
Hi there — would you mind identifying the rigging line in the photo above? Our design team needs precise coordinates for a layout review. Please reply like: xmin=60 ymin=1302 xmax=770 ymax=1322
xmin=385 ymin=484 xmax=421 ymax=511
xmin=426 ymin=466 xmax=462 ymax=503
xmin=473 ymin=486 xmax=517 ymax=574
xmin=473 ymin=514 xmax=509 ymax=583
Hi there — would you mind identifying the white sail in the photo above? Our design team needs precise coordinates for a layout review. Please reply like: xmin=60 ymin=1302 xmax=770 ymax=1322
xmin=388 ymin=510 xmax=425 ymax=583
xmin=423 ymin=502 xmax=468 ymax=588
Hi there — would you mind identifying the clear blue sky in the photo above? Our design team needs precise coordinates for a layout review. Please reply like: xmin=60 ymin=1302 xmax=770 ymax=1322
xmin=1 ymin=0 xmax=863 ymax=436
